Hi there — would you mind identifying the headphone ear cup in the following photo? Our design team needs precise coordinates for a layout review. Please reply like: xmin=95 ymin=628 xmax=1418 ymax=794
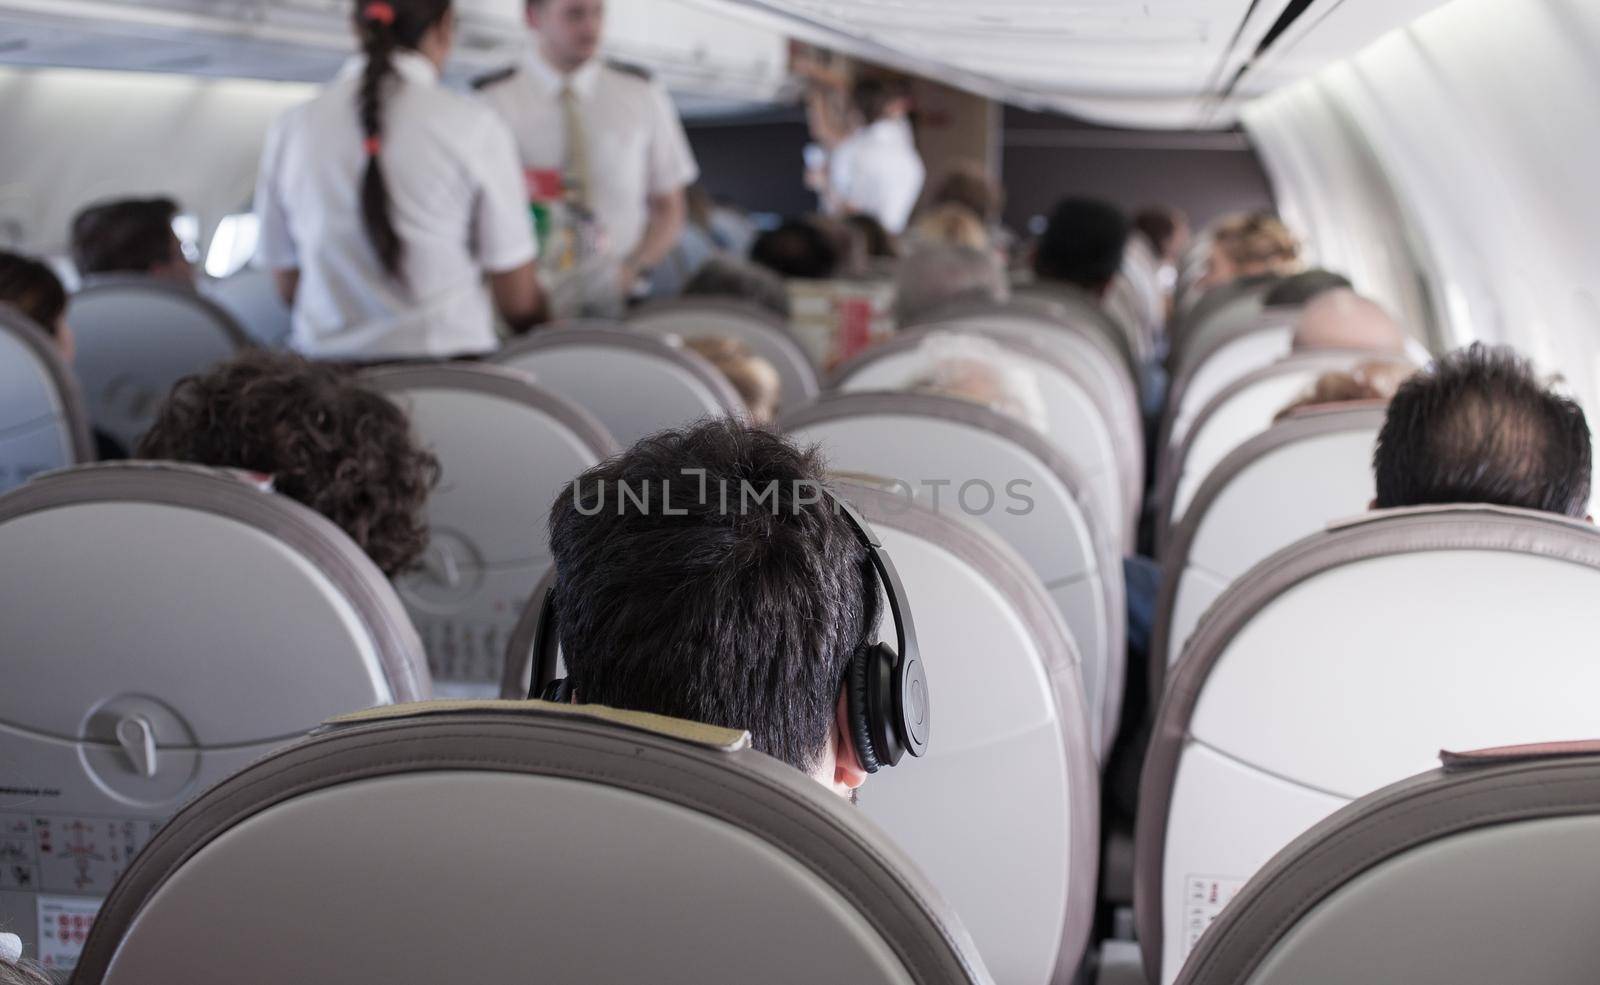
xmin=845 ymin=648 xmax=883 ymax=774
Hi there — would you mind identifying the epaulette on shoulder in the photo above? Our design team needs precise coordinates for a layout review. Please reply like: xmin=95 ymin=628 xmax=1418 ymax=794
xmin=604 ymin=58 xmax=654 ymax=82
xmin=472 ymin=65 xmax=519 ymax=91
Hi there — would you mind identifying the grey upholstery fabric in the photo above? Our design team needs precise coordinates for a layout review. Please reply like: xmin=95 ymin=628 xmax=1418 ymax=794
xmin=1136 ymin=504 xmax=1600 ymax=983
xmin=0 ymin=303 xmax=94 ymax=485
xmin=1176 ymin=748 xmax=1600 ymax=985
xmin=73 ymin=702 xmax=993 ymax=985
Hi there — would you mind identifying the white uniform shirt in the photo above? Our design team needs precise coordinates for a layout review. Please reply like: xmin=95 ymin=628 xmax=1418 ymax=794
xmin=255 ymin=52 xmax=537 ymax=360
xmin=828 ymin=118 xmax=926 ymax=235
xmin=476 ymin=48 xmax=699 ymax=261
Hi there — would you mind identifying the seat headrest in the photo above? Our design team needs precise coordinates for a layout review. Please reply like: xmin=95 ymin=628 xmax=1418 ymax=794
xmin=1440 ymin=739 xmax=1600 ymax=771
xmin=323 ymin=699 xmax=751 ymax=751
xmin=1328 ymin=501 xmax=1596 ymax=534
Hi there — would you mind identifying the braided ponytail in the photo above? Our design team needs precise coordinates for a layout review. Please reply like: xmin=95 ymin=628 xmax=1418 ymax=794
xmin=353 ymin=0 xmax=452 ymax=282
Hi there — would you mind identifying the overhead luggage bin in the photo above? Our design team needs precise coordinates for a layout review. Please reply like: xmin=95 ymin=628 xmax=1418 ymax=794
xmin=1136 ymin=505 xmax=1600 ymax=985
xmin=831 ymin=327 xmax=1134 ymax=552
xmin=362 ymin=363 xmax=615 ymax=697
xmin=1155 ymin=349 xmax=1415 ymax=550
xmin=68 ymin=276 xmax=249 ymax=453
xmin=72 ymin=701 xmax=995 ymax=985
xmin=492 ymin=325 xmax=745 ymax=448
xmin=783 ymin=392 xmax=1125 ymax=760
xmin=0 ymin=462 xmax=428 ymax=975
xmin=629 ymin=297 xmax=820 ymax=412
xmin=502 ymin=479 xmax=1101 ymax=985
xmin=0 ymin=304 xmax=93 ymax=494
xmin=1150 ymin=404 xmax=1386 ymax=689
xmin=1178 ymin=741 xmax=1600 ymax=985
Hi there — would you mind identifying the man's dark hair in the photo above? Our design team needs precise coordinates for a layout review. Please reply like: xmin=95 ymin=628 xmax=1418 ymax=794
xmin=137 ymin=352 xmax=440 ymax=576
xmin=70 ymin=197 xmax=183 ymax=277
xmin=1265 ymin=268 xmax=1353 ymax=307
xmin=547 ymin=420 xmax=881 ymax=772
xmin=750 ymin=218 xmax=842 ymax=281
xmin=851 ymin=77 xmax=896 ymax=125
xmin=0 ymin=250 xmax=68 ymax=332
xmin=1033 ymin=197 xmax=1130 ymax=294
xmin=845 ymin=212 xmax=896 ymax=259
xmin=1133 ymin=206 xmax=1181 ymax=256
xmin=1374 ymin=343 xmax=1592 ymax=518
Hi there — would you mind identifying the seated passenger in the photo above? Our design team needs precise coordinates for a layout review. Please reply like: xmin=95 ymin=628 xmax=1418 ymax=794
xmin=893 ymin=244 xmax=1006 ymax=326
xmin=137 ymin=351 xmax=440 ymax=576
xmin=1201 ymin=211 xmax=1300 ymax=289
xmin=1292 ymin=289 xmax=1409 ymax=355
xmin=682 ymin=255 xmax=792 ymax=319
xmin=907 ymin=203 xmax=992 ymax=252
xmin=1133 ymin=205 xmax=1190 ymax=267
xmin=928 ymin=162 xmax=1002 ymax=231
xmin=903 ymin=333 xmax=1048 ymax=433
xmin=547 ymin=420 xmax=883 ymax=796
xmin=1275 ymin=361 xmax=1414 ymax=421
xmin=1031 ymin=196 xmax=1130 ymax=301
xmin=846 ymin=212 xmax=898 ymax=260
xmin=750 ymin=218 xmax=843 ymax=281
xmin=684 ymin=336 xmax=783 ymax=426
xmin=0 ymin=250 xmax=126 ymax=459
xmin=1265 ymin=267 xmax=1353 ymax=307
xmin=1374 ymin=344 xmax=1591 ymax=518
xmin=70 ymin=196 xmax=195 ymax=287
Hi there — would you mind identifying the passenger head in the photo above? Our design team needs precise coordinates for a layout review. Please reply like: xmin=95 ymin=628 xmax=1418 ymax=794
xmin=851 ymin=77 xmax=904 ymax=126
xmin=929 ymin=162 xmax=1002 ymax=225
xmin=1292 ymin=289 xmax=1409 ymax=355
xmin=0 ymin=934 xmax=50 ymax=985
xmin=1265 ymin=268 xmax=1353 ymax=307
xmin=1374 ymin=344 xmax=1591 ymax=518
xmin=1206 ymin=212 xmax=1300 ymax=285
xmin=1133 ymin=206 xmax=1190 ymax=263
xmin=527 ymin=0 xmax=604 ymax=71
xmin=750 ymin=218 xmax=842 ymax=281
xmin=893 ymin=244 xmax=1006 ymax=326
xmin=905 ymin=333 xmax=1048 ymax=433
xmin=1274 ymin=360 xmax=1414 ymax=421
xmin=354 ymin=0 xmax=455 ymax=282
xmin=547 ymin=420 xmax=882 ymax=795
xmin=683 ymin=256 xmax=791 ymax=319
xmin=1032 ymin=197 xmax=1130 ymax=299
xmin=0 ymin=250 xmax=72 ymax=361
xmin=685 ymin=336 xmax=783 ymax=426
xmin=909 ymin=203 xmax=991 ymax=252
xmin=845 ymin=213 xmax=897 ymax=260
xmin=137 ymin=351 xmax=440 ymax=576
xmin=70 ymin=197 xmax=192 ymax=285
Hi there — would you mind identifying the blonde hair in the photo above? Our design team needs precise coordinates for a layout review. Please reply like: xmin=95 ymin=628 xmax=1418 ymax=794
xmin=1275 ymin=360 xmax=1415 ymax=421
xmin=685 ymin=336 xmax=784 ymax=426
xmin=1213 ymin=212 xmax=1300 ymax=276
xmin=904 ymin=333 xmax=1049 ymax=433
xmin=909 ymin=203 xmax=991 ymax=252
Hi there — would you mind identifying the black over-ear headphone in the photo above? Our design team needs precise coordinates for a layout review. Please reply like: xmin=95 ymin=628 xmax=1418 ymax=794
xmin=529 ymin=487 xmax=929 ymax=772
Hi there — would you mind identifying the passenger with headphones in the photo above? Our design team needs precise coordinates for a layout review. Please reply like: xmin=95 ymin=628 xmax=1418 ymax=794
xmin=534 ymin=419 xmax=927 ymax=797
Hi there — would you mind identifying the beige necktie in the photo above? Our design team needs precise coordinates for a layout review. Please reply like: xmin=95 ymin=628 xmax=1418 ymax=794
xmin=559 ymin=85 xmax=592 ymax=213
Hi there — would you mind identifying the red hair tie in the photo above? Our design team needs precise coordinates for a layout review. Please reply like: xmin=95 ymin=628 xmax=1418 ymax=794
xmin=363 ymin=136 xmax=383 ymax=156
xmin=363 ymin=1 xmax=396 ymax=26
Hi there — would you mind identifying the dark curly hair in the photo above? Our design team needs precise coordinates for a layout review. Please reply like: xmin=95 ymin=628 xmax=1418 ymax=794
xmin=137 ymin=352 xmax=440 ymax=577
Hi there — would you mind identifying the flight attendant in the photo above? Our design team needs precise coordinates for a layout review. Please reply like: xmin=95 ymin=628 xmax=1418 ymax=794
xmin=254 ymin=0 xmax=545 ymax=361
xmin=475 ymin=0 xmax=700 ymax=309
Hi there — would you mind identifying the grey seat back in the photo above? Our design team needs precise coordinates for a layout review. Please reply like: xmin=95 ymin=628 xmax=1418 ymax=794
xmin=72 ymin=702 xmax=993 ymax=985
xmin=629 ymin=298 xmax=820 ymax=412
xmin=200 ymin=267 xmax=293 ymax=349
xmin=499 ymin=480 xmax=1101 ymax=984
xmin=492 ymin=326 xmax=745 ymax=447
xmin=906 ymin=299 xmax=1144 ymax=541
xmin=1135 ymin=506 xmax=1600 ymax=985
xmin=1177 ymin=743 xmax=1600 ymax=985
xmin=782 ymin=393 xmax=1125 ymax=759
xmin=362 ymin=364 xmax=614 ymax=697
xmin=1161 ymin=308 xmax=1300 ymax=454
xmin=1150 ymin=405 xmax=1386 ymax=688
xmin=1169 ymin=279 xmax=1274 ymax=371
xmin=1010 ymin=282 xmax=1140 ymax=384
xmin=0 ymin=305 xmax=92 ymax=493
xmin=69 ymin=277 xmax=249 ymax=452
xmin=0 ymin=463 xmax=428 ymax=974
xmin=832 ymin=327 xmax=1135 ymax=551
xmin=1156 ymin=350 xmax=1413 ymax=547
